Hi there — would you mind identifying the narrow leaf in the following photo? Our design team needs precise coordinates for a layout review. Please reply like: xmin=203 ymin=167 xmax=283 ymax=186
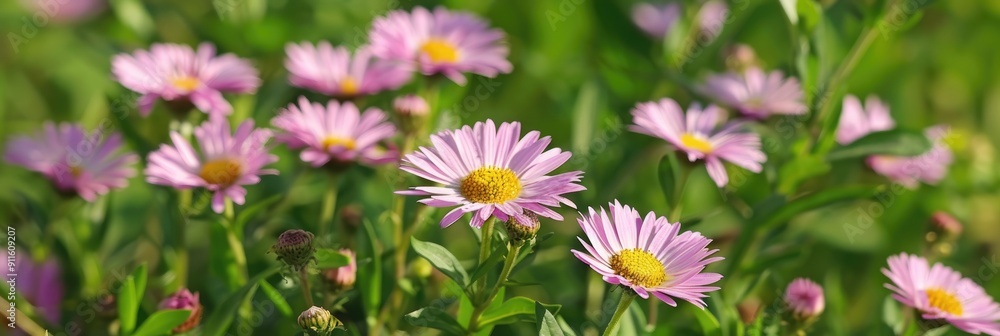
xmin=410 ymin=237 xmax=470 ymax=287
xmin=826 ymin=130 xmax=932 ymax=161
xmin=536 ymin=302 xmax=565 ymax=336
xmin=314 ymin=248 xmax=352 ymax=269
xmin=132 ymin=310 xmax=192 ymax=336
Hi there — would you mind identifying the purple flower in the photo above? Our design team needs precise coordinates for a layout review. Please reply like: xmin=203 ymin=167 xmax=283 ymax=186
xmin=631 ymin=3 xmax=682 ymax=39
xmin=572 ymin=201 xmax=723 ymax=307
xmin=630 ymin=98 xmax=766 ymax=187
xmin=397 ymin=120 xmax=585 ymax=228
xmin=784 ymin=278 xmax=825 ymax=319
xmin=835 ymin=95 xmax=895 ymax=145
xmin=112 ymin=43 xmax=260 ymax=118
xmin=145 ymin=119 xmax=278 ymax=213
xmin=703 ymin=67 xmax=808 ymax=118
xmin=272 ymin=97 xmax=398 ymax=167
xmin=883 ymin=253 xmax=1000 ymax=335
xmin=16 ymin=256 xmax=63 ymax=327
xmin=285 ymin=42 xmax=412 ymax=98
xmin=369 ymin=6 xmax=512 ymax=85
xmin=159 ymin=289 xmax=202 ymax=333
xmin=4 ymin=122 xmax=138 ymax=201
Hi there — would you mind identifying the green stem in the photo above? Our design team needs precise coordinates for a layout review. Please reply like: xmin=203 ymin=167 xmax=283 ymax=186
xmin=318 ymin=173 xmax=340 ymax=242
xmin=300 ymin=267 xmax=314 ymax=307
xmin=174 ymin=189 xmax=192 ymax=291
xmin=603 ymin=293 xmax=635 ymax=336
xmin=478 ymin=217 xmax=497 ymax=267
xmin=468 ymin=243 xmax=522 ymax=333
xmin=223 ymin=200 xmax=248 ymax=286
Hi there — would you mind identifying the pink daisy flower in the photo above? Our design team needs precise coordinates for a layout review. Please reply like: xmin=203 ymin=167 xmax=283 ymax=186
xmin=631 ymin=3 xmax=682 ymax=40
xmin=571 ymin=201 xmax=723 ymax=307
xmin=630 ymin=98 xmax=766 ymax=187
xmin=882 ymin=253 xmax=1000 ymax=335
xmin=835 ymin=95 xmax=953 ymax=188
xmin=369 ymin=6 xmax=513 ymax=86
xmin=697 ymin=0 xmax=729 ymax=40
xmin=397 ymin=120 xmax=584 ymax=228
xmin=702 ymin=67 xmax=807 ymax=118
xmin=145 ymin=119 xmax=278 ymax=213
xmin=271 ymin=96 xmax=398 ymax=167
xmin=784 ymin=278 xmax=825 ymax=319
xmin=285 ymin=42 xmax=412 ymax=98
xmin=112 ymin=43 xmax=261 ymax=118
xmin=4 ymin=122 xmax=138 ymax=201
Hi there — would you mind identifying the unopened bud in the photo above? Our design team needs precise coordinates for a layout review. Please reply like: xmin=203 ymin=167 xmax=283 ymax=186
xmin=158 ymin=289 xmax=202 ymax=333
xmin=322 ymin=249 xmax=357 ymax=291
xmin=929 ymin=211 xmax=962 ymax=238
xmin=272 ymin=229 xmax=316 ymax=270
xmin=783 ymin=278 xmax=824 ymax=321
xmin=298 ymin=306 xmax=341 ymax=335
xmin=504 ymin=212 xmax=540 ymax=244
xmin=393 ymin=95 xmax=429 ymax=117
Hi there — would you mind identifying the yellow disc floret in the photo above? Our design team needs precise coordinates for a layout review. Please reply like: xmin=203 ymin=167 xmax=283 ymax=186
xmin=926 ymin=288 xmax=963 ymax=316
xmin=171 ymin=76 xmax=200 ymax=92
xmin=459 ymin=167 xmax=521 ymax=204
xmin=199 ymin=158 xmax=242 ymax=186
xmin=420 ymin=39 xmax=460 ymax=63
xmin=609 ymin=248 xmax=668 ymax=288
xmin=680 ymin=133 xmax=714 ymax=154
xmin=321 ymin=136 xmax=357 ymax=151
xmin=339 ymin=77 xmax=359 ymax=96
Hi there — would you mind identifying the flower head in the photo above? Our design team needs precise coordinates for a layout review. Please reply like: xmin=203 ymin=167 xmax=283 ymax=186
xmin=4 ymin=122 xmax=138 ymax=201
xmin=571 ymin=201 xmax=723 ymax=307
xmin=145 ymin=119 xmax=278 ymax=213
xmin=504 ymin=211 xmax=540 ymax=244
xmin=298 ymin=306 xmax=341 ymax=335
xmin=272 ymin=97 xmax=398 ymax=167
xmin=159 ymin=289 xmax=202 ymax=333
xmin=272 ymin=229 xmax=316 ymax=270
xmin=323 ymin=249 xmax=357 ymax=291
xmin=631 ymin=3 xmax=682 ymax=39
xmin=285 ymin=42 xmax=412 ymax=98
xmin=369 ymin=6 xmax=512 ymax=85
xmin=784 ymin=278 xmax=825 ymax=320
xmin=398 ymin=120 xmax=584 ymax=228
xmin=703 ymin=67 xmax=807 ymax=118
xmin=882 ymin=253 xmax=1000 ymax=335
xmin=112 ymin=43 xmax=260 ymax=118
xmin=630 ymin=98 xmax=766 ymax=187
xmin=835 ymin=95 xmax=895 ymax=145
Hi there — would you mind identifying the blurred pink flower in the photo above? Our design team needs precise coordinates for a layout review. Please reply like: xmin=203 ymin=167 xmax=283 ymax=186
xmin=21 ymin=0 xmax=105 ymax=22
xmin=630 ymin=98 xmax=766 ymax=187
xmin=145 ymin=119 xmax=278 ymax=213
xmin=285 ymin=42 xmax=412 ymax=98
xmin=369 ymin=6 xmax=512 ymax=85
xmin=323 ymin=249 xmax=357 ymax=290
xmin=4 ymin=122 xmax=137 ymax=201
xmin=272 ymin=96 xmax=398 ymax=167
xmin=15 ymin=255 xmax=63 ymax=333
xmin=159 ymin=289 xmax=202 ymax=333
xmin=572 ymin=201 xmax=723 ymax=307
xmin=835 ymin=95 xmax=895 ymax=145
xmin=631 ymin=3 xmax=682 ymax=39
xmin=883 ymin=253 xmax=1000 ymax=335
xmin=784 ymin=278 xmax=825 ymax=319
xmin=703 ymin=67 xmax=807 ymax=118
xmin=697 ymin=0 xmax=729 ymax=40
xmin=397 ymin=120 xmax=584 ymax=228
xmin=112 ymin=43 xmax=260 ymax=118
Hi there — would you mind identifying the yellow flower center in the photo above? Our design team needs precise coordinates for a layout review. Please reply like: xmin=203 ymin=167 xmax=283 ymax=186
xmin=459 ymin=167 xmax=522 ymax=204
xmin=171 ymin=76 xmax=200 ymax=92
xmin=69 ymin=165 xmax=83 ymax=177
xmin=339 ymin=77 xmax=359 ymax=96
xmin=420 ymin=39 xmax=460 ymax=63
xmin=199 ymin=159 xmax=242 ymax=186
xmin=321 ymin=136 xmax=357 ymax=151
xmin=926 ymin=288 xmax=963 ymax=316
xmin=680 ymin=133 xmax=714 ymax=153
xmin=609 ymin=248 xmax=668 ymax=288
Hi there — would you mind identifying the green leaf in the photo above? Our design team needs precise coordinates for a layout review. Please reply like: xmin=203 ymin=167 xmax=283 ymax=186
xmin=797 ymin=0 xmax=822 ymax=32
xmin=258 ymin=280 xmax=292 ymax=317
xmin=131 ymin=264 xmax=147 ymax=304
xmin=826 ymin=130 xmax=932 ymax=161
xmin=479 ymin=296 xmax=559 ymax=327
xmin=556 ymin=315 xmax=580 ymax=336
xmin=658 ymin=153 xmax=683 ymax=209
xmin=687 ymin=304 xmax=722 ymax=336
xmin=405 ymin=303 xmax=465 ymax=335
xmin=410 ymin=237 xmax=470 ymax=287
xmin=109 ymin=0 xmax=153 ymax=38
xmin=468 ymin=243 xmax=506 ymax=287
xmin=358 ymin=219 xmax=382 ymax=329
xmin=571 ymin=80 xmax=601 ymax=155
xmin=132 ymin=310 xmax=192 ymax=336
xmin=780 ymin=0 xmax=799 ymax=25
xmin=314 ymin=248 xmax=352 ymax=269
xmin=755 ymin=186 xmax=876 ymax=231
xmin=118 ymin=276 xmax=138 ymax=336
xmin=199 ymin=266 xmax=281 ymax=336
xmin=536 ymin=302 xmax=565 ymax=336
xmin=778 ymin=155 xmax=831 ymax=194
xmin=883 ymin=296 xmax=904 ymax=334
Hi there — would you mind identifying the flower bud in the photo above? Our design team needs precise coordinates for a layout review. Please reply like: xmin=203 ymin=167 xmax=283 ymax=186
xmin=158 ymin=289 xmax=202 ymax=333
xmin=929 ymin=211 xmax=962 ymax=238
xmin=783 ymin=278 xmax=824 ymax=321
xmin=272 ymin=229 xmax=316 ymax=270
xmin=322 ymin=249 xmax=357 ymax=291
xmin=298 ymin=306 xmax=341 ymax=336
xmin=725 ymin=44 xmax=760 ymax=72
xmin=504 ymin=212 xmax=540 ymax=244
xmin=393 ymin=94 xmax=429 ymax=117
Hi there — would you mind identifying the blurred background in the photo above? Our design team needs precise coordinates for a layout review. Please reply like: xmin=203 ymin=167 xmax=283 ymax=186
xmin=2 ymin=0 xmax=1000 ymax=334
